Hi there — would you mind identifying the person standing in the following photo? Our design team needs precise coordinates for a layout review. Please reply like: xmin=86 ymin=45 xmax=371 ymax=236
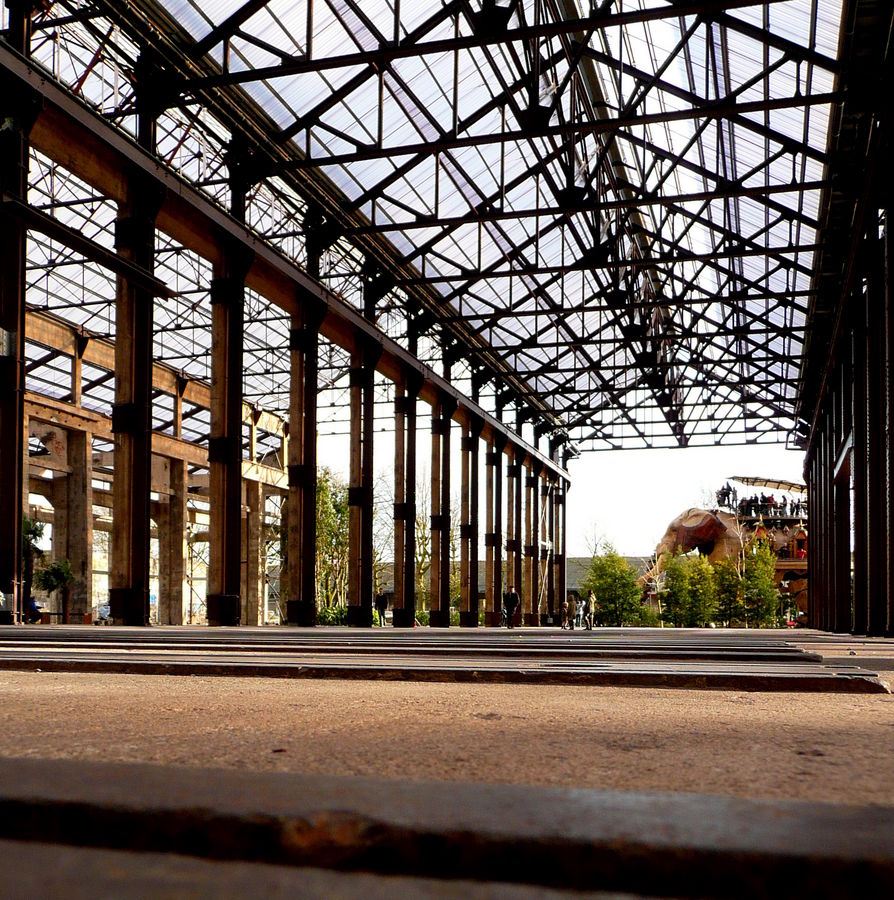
xmin=567 ymin=594 xmax=577 ymax=630
xmin=585 ymin=589 xmax=595 ymax=630
xmin=375 ymin=590 xmax=388 ymax=626
xmin=504 ymin=584 xmax=520 ymax=628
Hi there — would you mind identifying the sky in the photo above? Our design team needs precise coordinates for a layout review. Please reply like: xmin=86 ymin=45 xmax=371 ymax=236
xmin=564 ymin=443 xmax=807 ymax=557
xmin=319 ymin=428 xmax=807 ymax=562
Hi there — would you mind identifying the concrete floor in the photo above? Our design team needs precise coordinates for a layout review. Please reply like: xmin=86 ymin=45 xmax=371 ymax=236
xmin=2 ymin=670 xmax=893 ymax=806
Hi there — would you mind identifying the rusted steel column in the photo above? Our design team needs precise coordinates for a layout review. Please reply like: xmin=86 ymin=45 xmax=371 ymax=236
xmin=546 ymin=476 xmax=556 ymax=622
xmin=285 ymin=294 xmax=324 ymax=626
xmin=523 ymin=460 xmax=536 ymax=627
xmin=558 ymin=477 xmax=568 ymax=615
xmin=487 ymin=435 xmax=506 ymax=625
xmin=347 ymin=348 xmax=365 ymax=625
xmin=206 ymin=253 xmax=250 ymax=626
xmin=885 ymin=208 xmax=893 ymax=635
xmin=0 ymin=3 xmax=35 ymax=622
xmin=513 ymin=453 xmax=524 ymax=623
xmin=435 ymin=398 xmax=456 ymax=628
xmin=460 ymin=414 xmax=484 ymax=628
xmin=526 ymin=462 xmax=540 ymax=627
xmin=394 ymin=372 xmax=422 ymax=628
xmin=468 ymin=415 xmax=483 ymax=627
xmin=505 ymin=452 xmax=516 ymax=623
xmin=392 ymin=376 xmax=407 ymax=624
xmin=822 ymin=407 xmax=834 ymax=632
xmin=429 ymin=401 xmax=443 ymax=625
xmin=459 ymin=419 xmax=471 ymax=625
xmin=484 ymin=437 xmax=496 ymax=625
xmin=109 ymin=53 xmax=165 ymax=626
xmin=868 ymin=234 xmax=888 ymax=634
xmin=853 ymin=282 xmax=869 ymax=634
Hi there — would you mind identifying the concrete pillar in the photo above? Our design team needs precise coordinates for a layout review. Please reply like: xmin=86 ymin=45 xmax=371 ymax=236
xmin=242 ymin=480 xmax=264 ymax=626
xmin=158 ymin=458 xmax=187 ymax=625
xmin=66 ymin=430 xmax=93 ymax=622
xmin=0 ymin=4 xmax=35 ymax=622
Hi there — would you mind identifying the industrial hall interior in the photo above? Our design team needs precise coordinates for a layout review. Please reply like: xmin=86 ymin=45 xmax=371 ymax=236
xmin=0 ymin=0 xmax=893 ymax=897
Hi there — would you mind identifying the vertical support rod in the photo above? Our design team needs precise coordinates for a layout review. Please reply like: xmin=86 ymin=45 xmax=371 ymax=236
xmin=429 ymin=400 xmax=442 ymax=625
xmin=0 ymin=1 xmax=33 ymax=623
xmin=459 ymin=420 xmax=471 ymax=626
xmin=505 ymin=451 xmax=516 ymax=624
xmin=484 ymin=437 xmax=496 ymax=625
xmin=393 ymin=377 xmax=406 ymax=622
xmin=347 ymin=347 xmax=364 ymax=624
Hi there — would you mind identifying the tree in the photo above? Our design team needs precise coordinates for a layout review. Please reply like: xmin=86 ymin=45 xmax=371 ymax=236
xmin=583 ymin=544 xmax=643 ymax=626
xmin=315 ymin=467 xmax=350 ymax=607
xmin=714 ymin=557 xmax=744 ymax=626
xmin=660 ymin=552 xmax=691 ymax=627
xmin=33 ymin=558 xmax=74 ymax=622
xmin=743 ymin=542 xmax=780 ymax=627
xmin=686 ymin=554 xmax=717 ymax=626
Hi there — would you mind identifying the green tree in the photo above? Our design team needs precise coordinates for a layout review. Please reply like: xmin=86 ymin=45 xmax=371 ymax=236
xmin=660 ymin=552 xmax=691 ymax=627
xmin=714 ymin=557 xmax=744 ymax=626
xmin=34 ymin=558 xmax=74 ymax=621
xmin=583 ymin=545 xmax=642 ymax=626
xmin=686 ymin=554 xmax=717 ymax=626
xmin=315 ymin=467 xmax=350 ymax=608
xmin=743 ymin=542 xmax=780 ymax=627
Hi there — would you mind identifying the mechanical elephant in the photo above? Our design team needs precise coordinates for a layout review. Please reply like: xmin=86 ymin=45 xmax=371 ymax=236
xmin=654 ymin=508 xmax=748 ymax=567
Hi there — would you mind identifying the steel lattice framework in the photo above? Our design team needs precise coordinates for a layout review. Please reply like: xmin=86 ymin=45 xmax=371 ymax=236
xmin=7 ymin=0 xmax=844 ymax=450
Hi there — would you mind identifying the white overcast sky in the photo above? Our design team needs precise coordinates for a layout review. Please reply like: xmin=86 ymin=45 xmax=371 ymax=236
xmin=319 ymin=428 xmax=807 ymax=561
xmin=563 ymin=443 xmax=807 ymax=557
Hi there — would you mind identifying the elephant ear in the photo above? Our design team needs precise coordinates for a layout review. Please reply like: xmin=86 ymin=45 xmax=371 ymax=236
xmin=676 ymin=509 xmax=727 ymax=548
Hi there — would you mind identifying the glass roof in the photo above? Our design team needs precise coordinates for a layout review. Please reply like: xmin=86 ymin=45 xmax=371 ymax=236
xmin=16 ymin=0 xmax=844 ymax=450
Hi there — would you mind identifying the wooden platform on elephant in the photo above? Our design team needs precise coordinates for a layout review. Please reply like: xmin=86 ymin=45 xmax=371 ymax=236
xmin=0 ymin=626 xmax=887 ymax=693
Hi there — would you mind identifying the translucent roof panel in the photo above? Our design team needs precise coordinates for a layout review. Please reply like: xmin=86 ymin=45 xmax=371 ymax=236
xmin=24 ymin=0 xmax=848 ymax=450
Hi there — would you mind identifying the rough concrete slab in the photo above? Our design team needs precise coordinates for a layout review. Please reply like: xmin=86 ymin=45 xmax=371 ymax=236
xmin=0 ymin=840 xmax=612 ymax=900
xmin=0 ymin=758 xmax=892 ymax=898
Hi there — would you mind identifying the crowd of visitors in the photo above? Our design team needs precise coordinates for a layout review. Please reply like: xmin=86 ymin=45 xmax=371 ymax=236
xmin=715 ymin=482 xmax=807 ymax=518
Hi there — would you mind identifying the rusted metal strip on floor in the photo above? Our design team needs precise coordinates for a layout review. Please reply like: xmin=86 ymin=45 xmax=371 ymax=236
xmin=0 ymin=652 xmax=885 ymax=692
xmin=1 ymin=758 xmax=893 ymax=898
